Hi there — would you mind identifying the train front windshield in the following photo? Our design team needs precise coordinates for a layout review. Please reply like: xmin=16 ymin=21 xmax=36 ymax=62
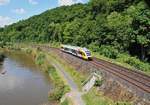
xmin=85 ymin=51 xmax=91 ymax=56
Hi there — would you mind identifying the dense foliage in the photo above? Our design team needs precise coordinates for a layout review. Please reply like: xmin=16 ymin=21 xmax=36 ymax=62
xmin=0 ymin=0 xmax=150 ymax=62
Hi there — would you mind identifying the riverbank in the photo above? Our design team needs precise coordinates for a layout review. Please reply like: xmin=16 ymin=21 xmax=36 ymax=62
xmin=1 ymin=46 xmax=71 ymax=105
xmin=23 ymin=47 xmax=71 ymax=104
xmin=0 ymin=51 xmax=5 ymax=75
xmin=0 ymin=50 xmax=54 ymax=105
xmin=20 ymin=45 xmax=88 ymax=105
xmin=23 ymin=47 xmax=87 ymax=105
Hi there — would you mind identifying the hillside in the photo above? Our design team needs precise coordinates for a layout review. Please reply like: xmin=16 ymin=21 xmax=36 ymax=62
xmin=0 ymin=0 xmax=150 ymax=65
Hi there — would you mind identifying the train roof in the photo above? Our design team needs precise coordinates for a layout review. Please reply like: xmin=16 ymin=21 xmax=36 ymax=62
xmin=62 ymin=45 xmax=80 ymax=50
xmin=62 ymin=44 xmax=90 ymax=52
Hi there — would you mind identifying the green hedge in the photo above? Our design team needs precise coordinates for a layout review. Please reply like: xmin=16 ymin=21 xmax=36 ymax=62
xmin=89 ymin=44 xmax=119 ymax=59
xmin=48 ymin=66 xmax=70 ymax=101
xmin=117 ymin=54 xmax=150 ymax=72
xmin=99 ymin=45 xmax=119 ymax=59
xmin=35 ymin=52 xmax=46 ymax=65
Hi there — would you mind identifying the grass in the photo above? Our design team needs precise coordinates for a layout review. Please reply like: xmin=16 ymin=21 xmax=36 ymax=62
xmin=93 ymin=51 xmax=134 ymax=69
xmin=61 ymin=99 xmax=69 ymax=105
xmin=61 ymin=98 xmax=73 ymax=105
xmin=48 ymin=68 xmax=70 ymax=101
xmin=46 ymin=51 xmax=86 ymax=90
xmin=92 ymin=51 xmax=150 ymax=75
xmin=35 ymin=52 xmax=46 ymax=65
xmin=83 ymin=87 xmax=132 ymax=105
xmin=83 ymin=88 xmax=110 ymax=105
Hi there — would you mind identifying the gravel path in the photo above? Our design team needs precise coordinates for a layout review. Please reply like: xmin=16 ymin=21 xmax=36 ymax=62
xmin=48 ymin=56 xmax=85 ymax=105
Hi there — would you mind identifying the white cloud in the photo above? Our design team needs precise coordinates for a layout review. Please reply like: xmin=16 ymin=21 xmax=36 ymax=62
xmin=28 ymin=0 xmax=38 ymax=5
xmin=12 ymin=8 xmax=26 ymax=14
xmin=0 ymin=16 xmax=13 ymax=27
xmin=58 ymin=0 xmax=84 ymax=6
xmin=0 ymin=0 xmax=10 ymax=5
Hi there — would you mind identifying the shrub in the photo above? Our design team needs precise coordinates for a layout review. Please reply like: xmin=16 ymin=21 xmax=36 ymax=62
xmin=26 ymin=48 xmax=32 ymax=54
xmin=117 ymin=54 xmax=150 ymax=72
xmin=88 ymin=43 xmax=100 ymax=52
xmin=48 ymin=66 xmax=70 ymax=101
xmin=0 ymin=41 xmax=5 ymax=48
xmin=99 ymin=45 xmax=119 ymax=59
xmin=35 ymin=52 xmax=45 ymax=65
xmin=49 ymin=84 xmax=69 ymax=101
xmin=61 ymin=99 xmax=69 ymax=105
xmin=94 ymin=80 xmax=103 ymax=87
xmin=51 ymin=42 xmax=61 ymax=48
xmin=115 ymin=102 xmax=131 ymax=105
xmin=36 ymin=47 xmax=42 ymax=51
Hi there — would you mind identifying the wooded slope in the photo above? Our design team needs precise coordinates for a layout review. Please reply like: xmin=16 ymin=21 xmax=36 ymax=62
xmin=0 ymin=0 xmax=150 ymax=62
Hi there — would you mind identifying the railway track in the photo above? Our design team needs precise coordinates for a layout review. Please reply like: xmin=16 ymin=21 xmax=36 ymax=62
xmin=93 ymin=57 xmax=150 ymax=83
xmin=34 ymin=45 xmax=150 ymax=93
xmin=91 ymin=58 xmax=150 ymax=93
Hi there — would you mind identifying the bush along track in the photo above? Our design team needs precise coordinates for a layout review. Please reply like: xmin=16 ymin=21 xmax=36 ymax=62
xmin=89 ymin=45 xmax=150 ymax=75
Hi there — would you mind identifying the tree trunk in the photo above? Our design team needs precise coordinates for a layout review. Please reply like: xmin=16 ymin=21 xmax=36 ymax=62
xmin=141 ymin=45 xmax=145 ymax=61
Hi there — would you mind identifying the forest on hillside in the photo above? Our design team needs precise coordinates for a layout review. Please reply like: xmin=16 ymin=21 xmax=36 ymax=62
xmin=0 ymin=0 xmax=150 ymax=64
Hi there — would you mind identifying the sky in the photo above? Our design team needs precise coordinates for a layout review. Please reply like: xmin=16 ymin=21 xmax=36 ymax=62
xmin=0 ymin=0 xmax=89 ymax=27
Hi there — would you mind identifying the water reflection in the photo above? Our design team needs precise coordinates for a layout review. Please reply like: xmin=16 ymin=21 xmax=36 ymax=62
xmin=0 ymin=51 xmax=53 ymax=105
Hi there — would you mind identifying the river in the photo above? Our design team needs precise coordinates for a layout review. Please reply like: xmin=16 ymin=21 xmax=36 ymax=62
xmin=0 ymin=51 xmax=53 ymax=105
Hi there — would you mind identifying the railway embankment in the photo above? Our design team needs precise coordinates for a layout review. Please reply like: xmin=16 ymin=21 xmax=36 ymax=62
xmin=47 ymin=47 xmax=150 ymax=105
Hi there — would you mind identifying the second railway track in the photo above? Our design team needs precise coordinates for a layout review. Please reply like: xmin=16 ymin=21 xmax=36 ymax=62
xmin=93 ymin=57 xmax=150 ymax=82
xmin=90 ymin=58 xmax=150 ymax=93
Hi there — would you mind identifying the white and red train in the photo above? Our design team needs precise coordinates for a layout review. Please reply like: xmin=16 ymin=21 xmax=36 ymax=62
xmin=60 ymin=44 xmax=92 ymax=60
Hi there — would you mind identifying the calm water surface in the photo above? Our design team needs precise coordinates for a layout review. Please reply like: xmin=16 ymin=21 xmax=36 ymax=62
xmin=0 ymin=51 xmax=53 ymax=105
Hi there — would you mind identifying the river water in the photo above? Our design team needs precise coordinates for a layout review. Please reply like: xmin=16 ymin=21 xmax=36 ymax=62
xmin=0 ymin=51 xmax=53 ymax=105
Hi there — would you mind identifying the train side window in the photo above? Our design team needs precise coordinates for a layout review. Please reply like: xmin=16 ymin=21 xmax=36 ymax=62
xmin=72 ymin=49 xmax=76 ymax=54
xmin=64 ymin=48 xmax=69 ymax=51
